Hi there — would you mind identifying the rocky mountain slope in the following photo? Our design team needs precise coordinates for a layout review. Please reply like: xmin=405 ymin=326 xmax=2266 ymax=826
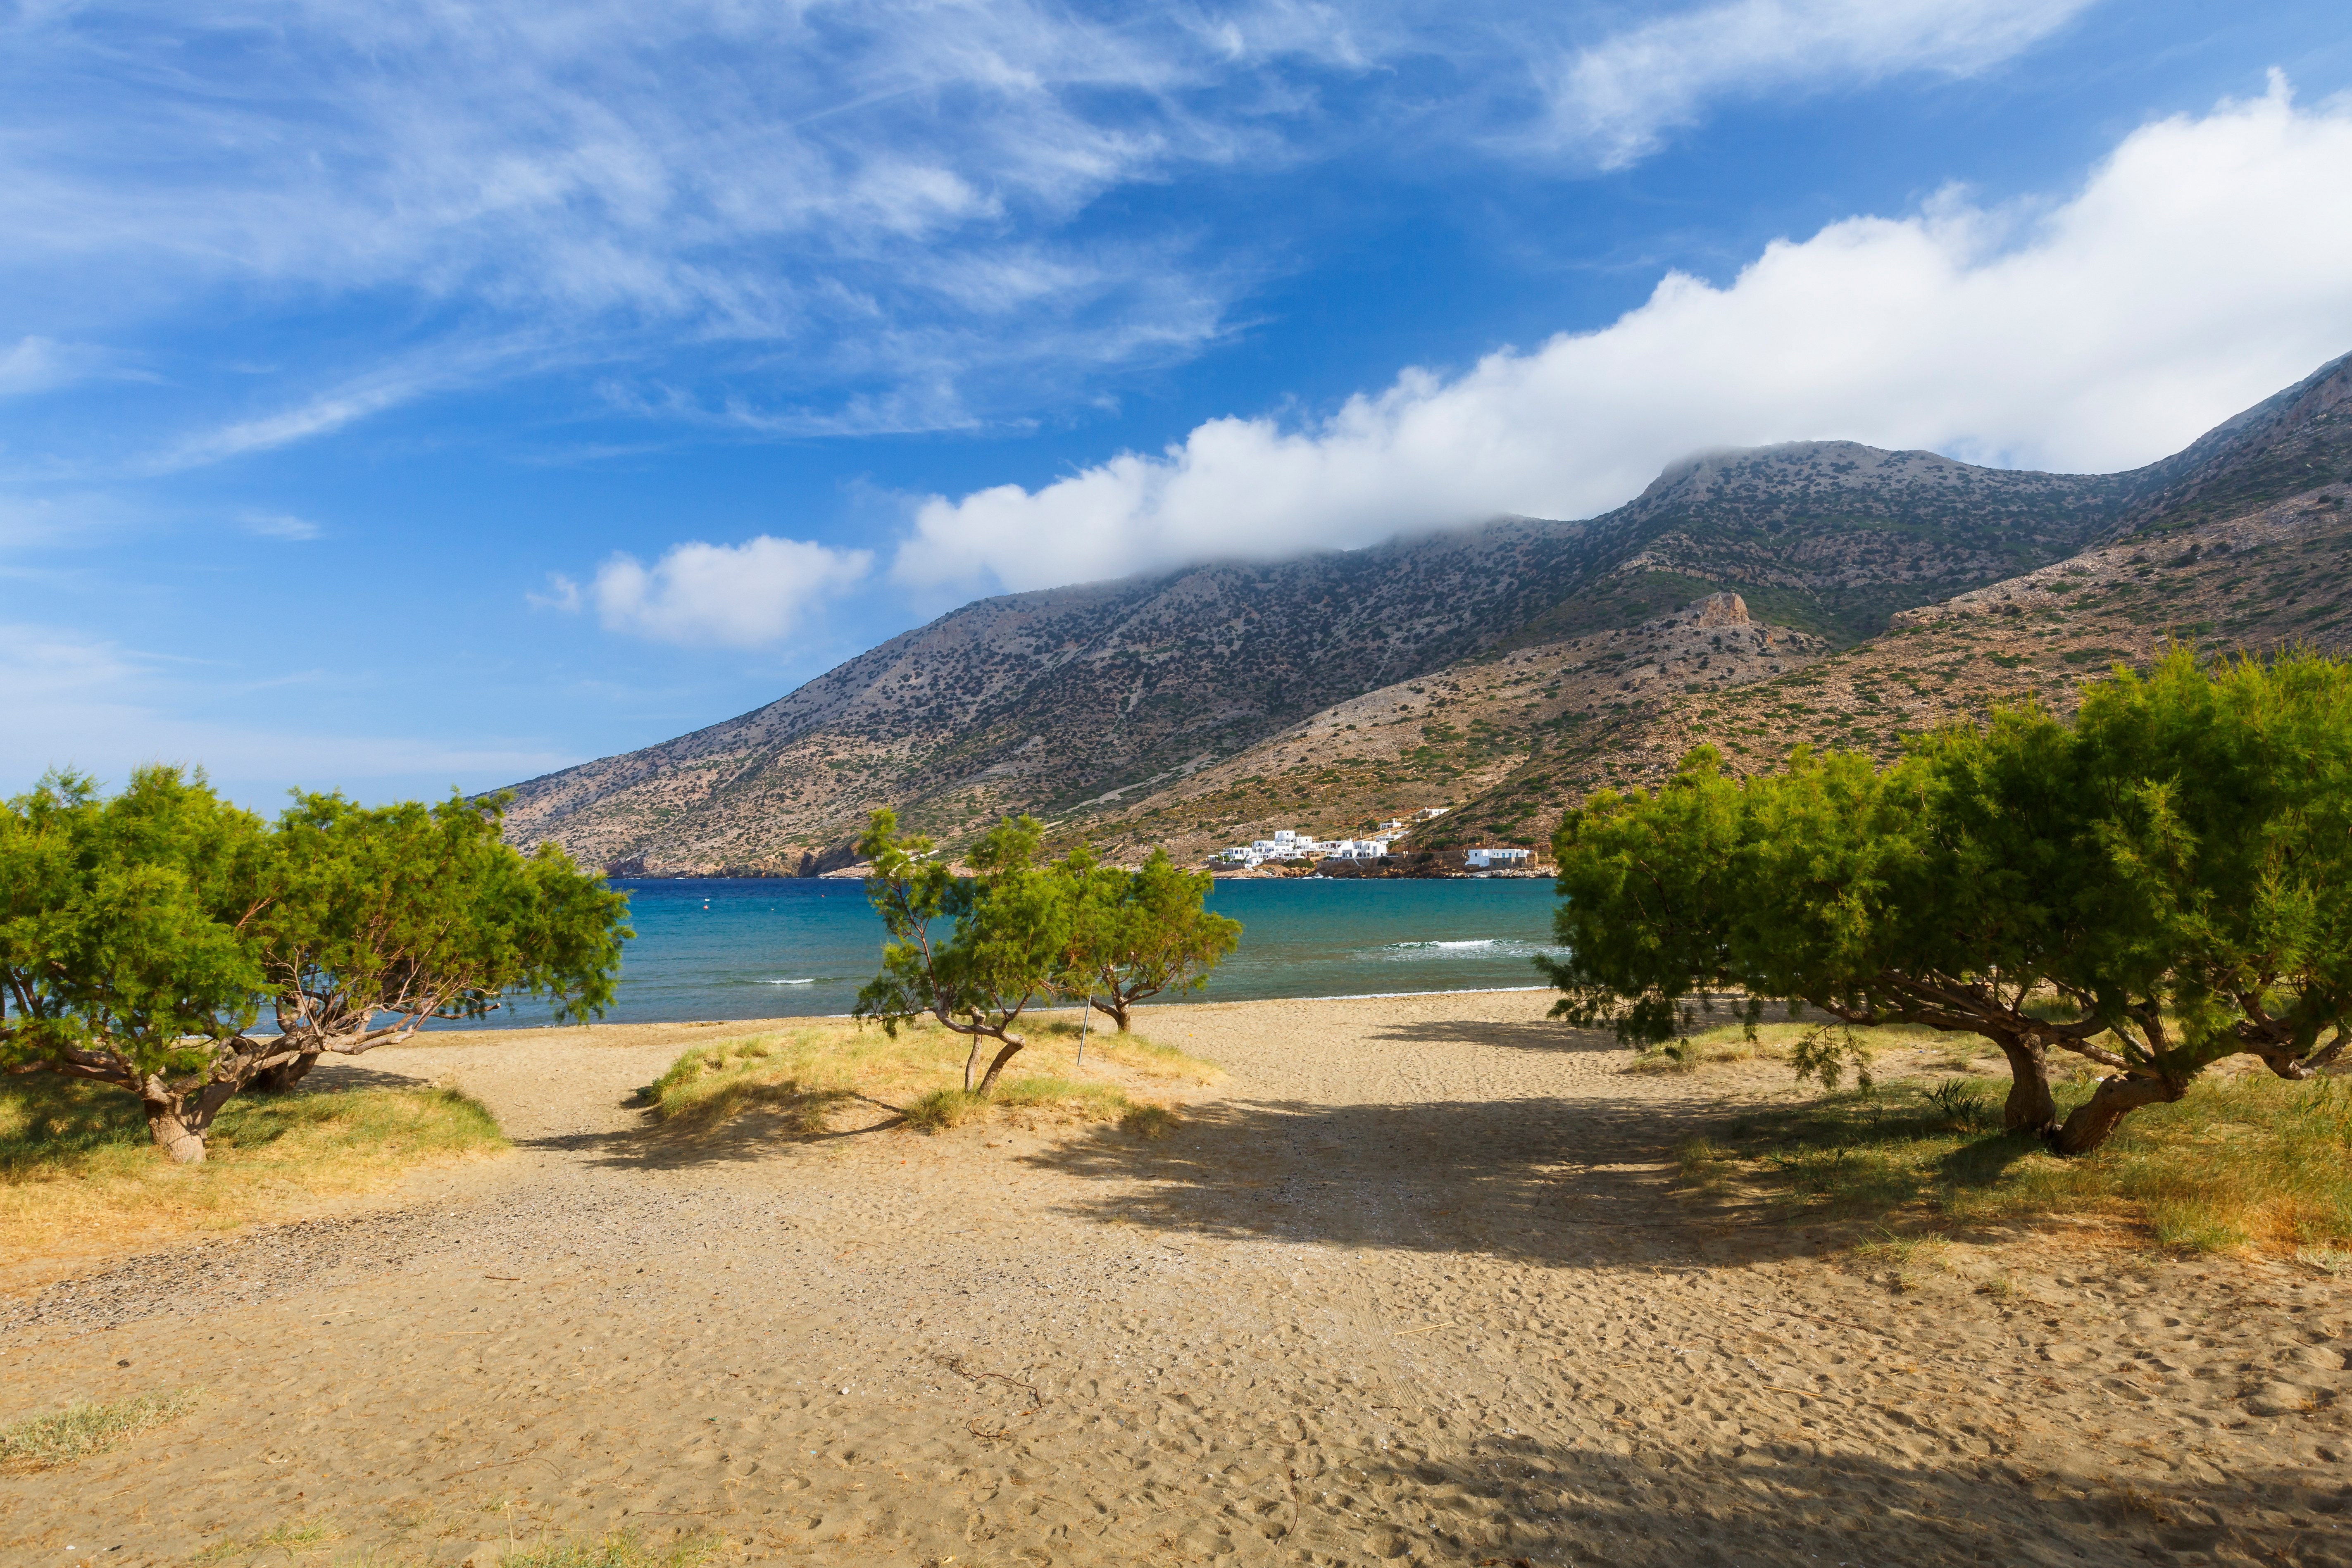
xmin=1075 ymin=592 xmax=1828 ymax=860
xmin=500 ymin=351 xmax=2352 ymax=873
xmin=1090 ymin=358 xmax=2352 ymax=866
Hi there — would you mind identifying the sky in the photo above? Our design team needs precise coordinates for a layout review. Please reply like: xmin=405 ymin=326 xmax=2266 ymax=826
xmin=5 ymin=0 xmax=2351 ymax=809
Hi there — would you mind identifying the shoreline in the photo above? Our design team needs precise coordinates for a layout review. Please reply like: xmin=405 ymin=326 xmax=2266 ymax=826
xmin=414 ymin=983 xmax=1559 ymax=1033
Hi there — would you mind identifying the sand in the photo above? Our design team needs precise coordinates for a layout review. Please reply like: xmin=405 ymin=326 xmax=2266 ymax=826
xmin=4 ymin=991 xmax=2348 ymax=1566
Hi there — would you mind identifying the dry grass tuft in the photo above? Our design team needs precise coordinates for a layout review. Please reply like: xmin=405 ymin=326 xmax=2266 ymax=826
xmin=1120 ymin=1102 xmax=1177 ymax=1138
xmin=500 ymin=1532 xmax=720 ymax=1568
xmin=1026 ymin=1015 xmax=1221 ymax=1079
xmin=1674 ymin=1135 xmax=1733 ymax=1184
xmin=1 ymin=1389 xmax=201 ymax=1472
xmin=1853 ymin=1227 xmax=1953 ymax=1291
xmin=645 ymin=1016 xmax=1210 ymax=1138
xmin=0 ymin=1077 xmax=507 ymax=1261
xmin=1631 ymin=1019 xmax=1947 ymax=1075
xmin=1712 ymin=1071 xmax=2352 ymax=1256
xmin=902 ymin=1087 xmax=990 ymax=1133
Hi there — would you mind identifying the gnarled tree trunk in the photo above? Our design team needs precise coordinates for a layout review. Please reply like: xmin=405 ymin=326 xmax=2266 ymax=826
xmin=1993 ymin=1032 xmax=2059 ymax=1134
xmin=250 ymin=1052 xmax=322 ymax=1094
xmin=140 ymin=1074 xmax=244 ymax=1164
xmin=143 ymin=1100 xmax=210 ymax=1164
xmin=1089 ymin=995 xmax=1132 ymax=1032
xmin=2051 ymin=1071 xmax=2183 ymax=1156
xmin=976 ymin=1034 xmax=1026 ymax=1094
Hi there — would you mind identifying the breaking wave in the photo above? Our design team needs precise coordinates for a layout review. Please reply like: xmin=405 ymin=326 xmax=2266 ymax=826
xmin=1369 ymin=938 xmax=1557 ymax=960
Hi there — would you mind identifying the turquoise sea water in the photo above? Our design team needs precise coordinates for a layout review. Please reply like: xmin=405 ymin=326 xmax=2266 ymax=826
xmin=477 ymin=876 xmax=1563 ymax=1028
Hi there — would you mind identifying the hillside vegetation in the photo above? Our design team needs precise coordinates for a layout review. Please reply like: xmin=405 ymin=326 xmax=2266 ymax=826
xmin=499 ymin=351 xmax=2352 ymax=871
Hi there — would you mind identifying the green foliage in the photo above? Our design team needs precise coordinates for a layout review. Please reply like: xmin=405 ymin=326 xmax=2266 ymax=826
xmin=854 ymin=813 xmax=1242 ymax=1088
xmin=1058 ymin=848 xmax=1241 ymax=1029
xmin=1538 ymin=744 xmax=1747 ymax=1046
xmin=1542 ymin=650 xmax=2352 ymax=1154
xmin=853 ymin=810 xmax=1071 ymax=1092
xmin=0 ymin=767 xmax=628 ymax=1162
xmin=0 ymin=767 xmax=271 ymax=1078
xmin=259 ymin=788 xmax=630 ymax=1047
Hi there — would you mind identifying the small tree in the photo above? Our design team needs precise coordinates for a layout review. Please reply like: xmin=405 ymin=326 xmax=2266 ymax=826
xmin=1059 ymin=848 xmax=1240 ymax=1032
xmin=0 ymin=768 xmax=630 ymax=1164
xmin=247 ymin=789 xmax=632 ymax=1094
xmin=852 ymin=811 xmax=1069 ymax=1094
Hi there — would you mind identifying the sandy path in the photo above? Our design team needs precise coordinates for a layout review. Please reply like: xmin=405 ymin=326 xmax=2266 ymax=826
xmin=4 ymin=992 xmax=2348 ymax=1566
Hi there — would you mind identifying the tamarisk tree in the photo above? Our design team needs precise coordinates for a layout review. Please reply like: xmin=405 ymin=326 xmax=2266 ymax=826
xmin=1058 ymin=848 xmax=1240 ymax=1031
xmin=852 ymin=810 xmax=1070 ymax=1093
xmin=248 ymin=789 xmax=633 ymax=1094
xmin=1541 ymin=649 xmax=2352 ymax=1155
xmin=0 ymin=768 xmax=629 ymax=1163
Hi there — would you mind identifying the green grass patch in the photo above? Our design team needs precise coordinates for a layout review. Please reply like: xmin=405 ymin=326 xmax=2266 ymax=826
xmin=0 ymin=1076 xmax=507 ymax=1259
xmin=1714 ymin=1071 xmax=2352 ymax=1254
xmin=646 ymin=1016 xmax=1212 ymax=1139
xmin=1 ymin=1389 xmax=201 ymax=1471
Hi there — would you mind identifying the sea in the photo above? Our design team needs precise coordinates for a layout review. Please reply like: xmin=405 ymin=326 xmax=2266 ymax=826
xmin=470 ymin=875 xmax=1564 ymax=1028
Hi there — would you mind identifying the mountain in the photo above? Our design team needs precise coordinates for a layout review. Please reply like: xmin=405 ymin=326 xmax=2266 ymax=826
xmin=1086 ymin=354 xmax=2352 ymax=863
xmin=499 ymin=352 xmax=2352 ymax=873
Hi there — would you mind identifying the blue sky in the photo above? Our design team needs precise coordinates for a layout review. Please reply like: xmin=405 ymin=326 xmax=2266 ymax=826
xmin=5 ymin=0 xmax=2351 ymax=809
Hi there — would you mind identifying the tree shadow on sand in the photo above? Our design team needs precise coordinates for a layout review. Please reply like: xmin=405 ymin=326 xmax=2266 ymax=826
xmin=1359 ymin=1014 xmax=1630 ymax=1055
xmin=536 ymin=1093 xmax=912 ymax=1172
xmin=1021 ymin=1092 xmax=1809 ymax=1271
xmin=1263 ymin=1428 xmax=2340 ymax=1568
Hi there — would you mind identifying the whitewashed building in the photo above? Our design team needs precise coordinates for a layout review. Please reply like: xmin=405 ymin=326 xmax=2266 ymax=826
xmin=1465 ymin=847 xmax=1533 ymax=868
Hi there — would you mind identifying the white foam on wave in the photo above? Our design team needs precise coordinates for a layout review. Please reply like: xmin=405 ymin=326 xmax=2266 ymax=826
xmin=1372 ymin=938 xmax=1558 ymax=960
xmin=763 ymin=978 xmax=819 ymax=986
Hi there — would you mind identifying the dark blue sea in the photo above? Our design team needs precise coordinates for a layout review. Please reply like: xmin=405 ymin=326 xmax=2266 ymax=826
xmin=476 ymin=876 xmax=1563 ymax=1028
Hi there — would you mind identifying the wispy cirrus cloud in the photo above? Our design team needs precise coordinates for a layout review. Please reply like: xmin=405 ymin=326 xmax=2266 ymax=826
xmin=1540 ymin=0 xmax=2099 ymax=168
xmin=238 ymin=511 xmax=323 ymax=542
xmin=0 ymin=335 xmax=107 ymax=397
xmin=0 ymin=1 xmax=2097 ymax=464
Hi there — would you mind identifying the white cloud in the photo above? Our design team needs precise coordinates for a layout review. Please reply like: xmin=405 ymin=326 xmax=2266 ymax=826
xmin=897 ymin=76 xmax=2352 ymax=593
xmin=0 ymin=0 xmax=1301 ymax=448
xmin=0 ymin=334 xmax=102 ymax=396
xmin=528 ymin=573 xmax=585 ymax=614
xmin=239 ymin=511 xmax=323 ymax=542
xmin=1546 ymin=0 xmax=2098 ymax=169
xmin=584 ymin=536 xmax=873 ymax=649
xmin=0 ymin=2 xmax=2094 ymax=457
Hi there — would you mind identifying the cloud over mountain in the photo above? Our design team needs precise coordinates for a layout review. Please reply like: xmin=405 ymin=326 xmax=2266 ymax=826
xmin=897 ymin=78 xmax=2352 ymax=593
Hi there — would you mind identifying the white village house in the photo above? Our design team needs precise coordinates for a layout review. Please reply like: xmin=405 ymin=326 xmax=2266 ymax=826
xmin=1217 ymin=829 xmax=1392 ymax=867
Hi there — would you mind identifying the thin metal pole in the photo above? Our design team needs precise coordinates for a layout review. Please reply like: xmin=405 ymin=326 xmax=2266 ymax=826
xmin=1078 ymin=995 xmax=1092 ymax=1068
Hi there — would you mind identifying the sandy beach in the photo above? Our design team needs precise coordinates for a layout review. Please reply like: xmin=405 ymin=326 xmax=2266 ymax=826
xmin=4 ymin=990 xmax=2347 ymax=1566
